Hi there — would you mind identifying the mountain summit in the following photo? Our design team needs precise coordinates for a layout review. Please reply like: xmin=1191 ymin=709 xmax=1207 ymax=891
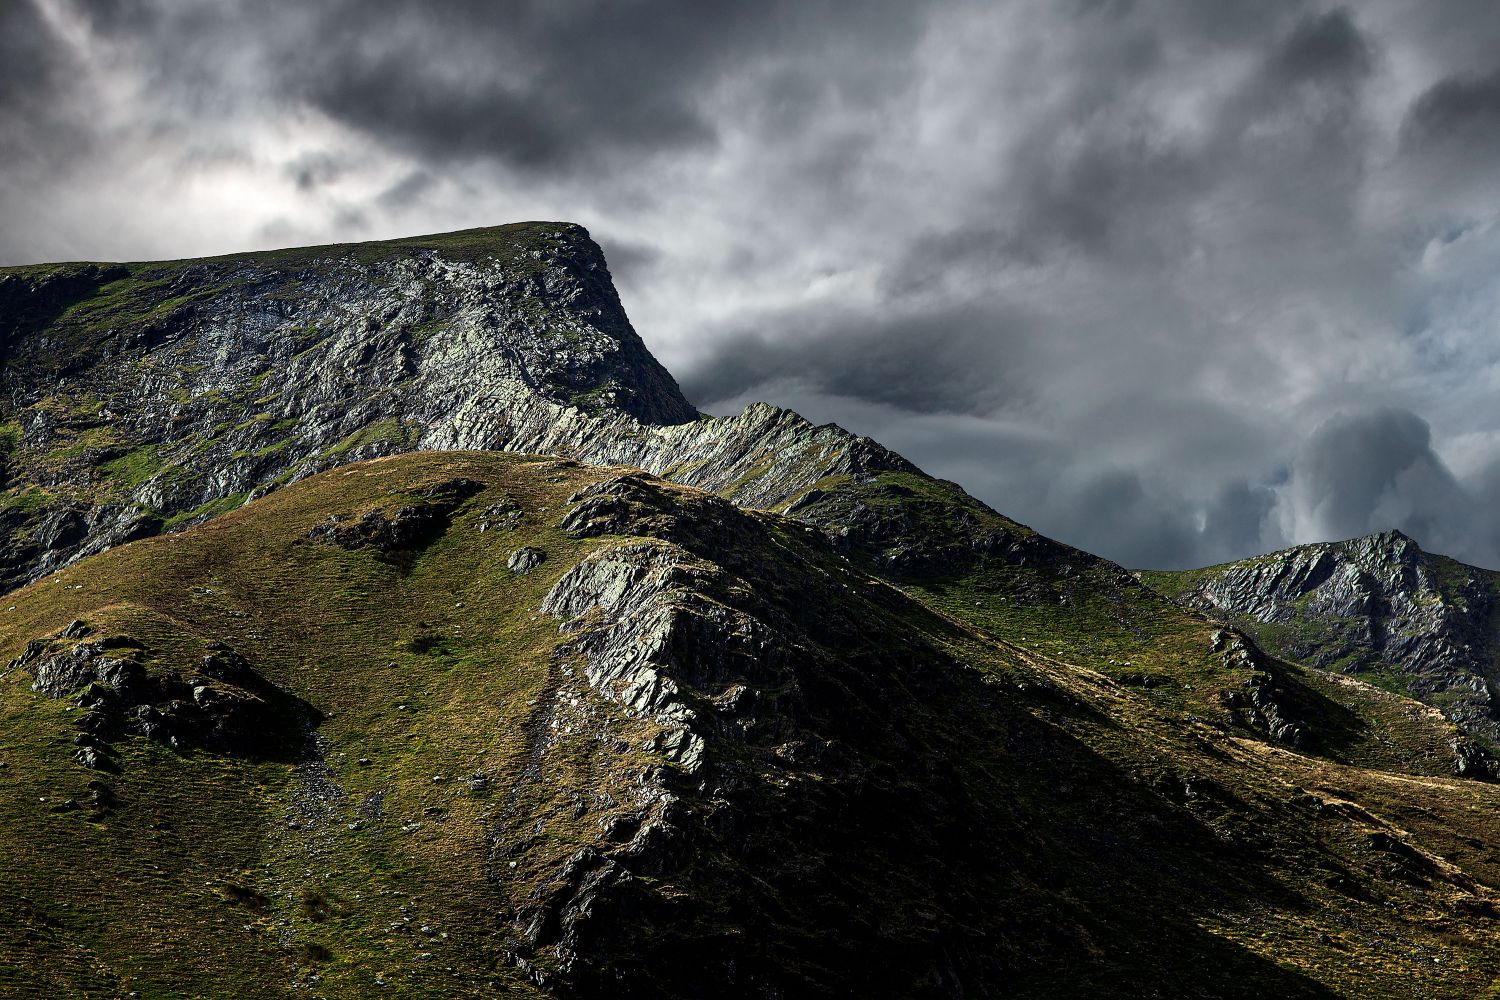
xmin=1 ymin=224 xmax=693 ymax=587
xmin=0 ymin=222 xmax=1035 ymax=594
xmin=3 ymin=227 xmax=1500 ymax=997
xmin=1146 ymin=529 xmax=1500 ymax=746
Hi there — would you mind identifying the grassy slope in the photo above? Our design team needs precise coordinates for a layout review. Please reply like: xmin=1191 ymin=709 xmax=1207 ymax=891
xmin=895 ymin=552 xmax=1500 ymax=995
xmin=1 ymin=222 xmax=582 ymax=281
xmin=0 ymin=452 xmax=625 ymax=998
xmin=0 ymin=454 xmax=1497 ymax=996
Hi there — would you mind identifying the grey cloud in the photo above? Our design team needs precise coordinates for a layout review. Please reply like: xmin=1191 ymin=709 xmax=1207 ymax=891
xmin=1285 ymin=408 xmax=1500 ymax=565
xmin=0 ymin=2 xmax=91 ymax=170
xmin=1271 ymin=7 xmax=1372 ymax=83
xmin=1203 ymin=482 xmax=1283 ymax=565
xmin=376 ymin=171 xmax=436 ymax=210
xmin=249 ymin=0 xmax=921 ymax=175
xmin=922 ymin=6 xmax=1376 ymax=276
xmin=592 ymin=236 xmax=663 ymax=289
xmin=5 ymin=0 xmax=1500 ymax=571
xmin=286 ymin=152 xmax=348 ymax=193
xmin=0 ymin=3 xmax=64 ymax=107
xmin=1289 ymin=409 xmax=1441 ymax=540
xmin=1045 ymin=468 xmax=1201 ymax=570
xmin=1400 ymin=65 xmax=1500 ymax=156
xmin=679 ymin=302 xmax=1034 ymax=417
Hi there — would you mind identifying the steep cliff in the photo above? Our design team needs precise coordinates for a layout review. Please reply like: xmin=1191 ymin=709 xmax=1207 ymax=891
xmin=0 ymin=223 xmax=1059 ymax=596
xmin=1145 ymin=530 xmax=1500 ymax=747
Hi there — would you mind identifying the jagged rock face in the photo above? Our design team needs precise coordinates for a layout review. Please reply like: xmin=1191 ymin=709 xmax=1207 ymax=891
xmin=0 ymin=222 xmax=1076 ymax=599
xmin=0 ymin=224 xmax=698 ymax=589
xmin=510 ymin=473 xmax=1128 ymax=995
xmin=1160 ymin=530 xmax=1500 ymax=744
xmin=1210 ymin=629 xmax=1310 ymax=748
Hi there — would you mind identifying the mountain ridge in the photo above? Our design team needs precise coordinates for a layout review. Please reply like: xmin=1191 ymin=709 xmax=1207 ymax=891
xmin=4 ymin=224 xmax=1500 ymax=996
xmin=0 ymin=222 xmax=1054 ymax=594
xmin=4 ymin=449 xmax=1500 ymax=996
xmin=1145 ymin=527 xmax=1500 ymax=748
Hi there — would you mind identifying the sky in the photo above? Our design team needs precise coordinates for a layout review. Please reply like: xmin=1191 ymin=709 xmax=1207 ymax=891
xmin=5 ymin=0 xmax=1500 ymax=569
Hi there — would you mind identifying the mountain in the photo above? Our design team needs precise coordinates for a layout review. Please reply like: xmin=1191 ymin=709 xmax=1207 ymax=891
xmin=0 ymin=223 xmax=1025 ymax=593
xmin=1145 ymin=530 xmax=1500 ymax=750
xmin=3 ymin=226 xmax=1500 ymax=998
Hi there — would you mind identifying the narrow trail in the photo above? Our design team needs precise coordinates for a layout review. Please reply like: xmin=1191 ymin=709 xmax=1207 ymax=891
xmin=485 ymin=645 xmax=566 ymax=884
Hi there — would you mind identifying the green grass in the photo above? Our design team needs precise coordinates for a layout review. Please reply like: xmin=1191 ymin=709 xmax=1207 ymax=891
xmin=162 ymin=491 xmax=251 ymax=530
xmin=98 ymin=444 xmax=165 ymax=490
xmin=3 ymin=222 xmax=591 ymax=280
xmin=0 ymin=486 xmax=51 ymax=515
xmin=0 ymin=453 xmax=650 ymax=997
xmin=325 ymin=417 xmax=413 ymax=460
xmin=1 ymin=455 xmax=1499 ymax=996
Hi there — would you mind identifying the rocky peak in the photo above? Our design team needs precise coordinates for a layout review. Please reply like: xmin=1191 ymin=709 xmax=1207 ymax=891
xmin=1152 ymin=530 xmax=1500 ymax=744
xmin=0 ymin=224 xmax=705 ymax=587
xmin=0 ymin=223 xmax=1087 ymax=600
xmin=1358 ymin=527 xmax=1418 ymax=555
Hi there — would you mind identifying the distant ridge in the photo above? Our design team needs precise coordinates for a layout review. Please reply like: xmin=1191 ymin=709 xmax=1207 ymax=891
xmin=1146 ymin=528 xmax=1500 ymax=745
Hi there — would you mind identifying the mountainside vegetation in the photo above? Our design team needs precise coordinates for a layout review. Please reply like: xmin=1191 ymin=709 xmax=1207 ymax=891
xmin=2 ymin=227 xmax=1499 ymax=998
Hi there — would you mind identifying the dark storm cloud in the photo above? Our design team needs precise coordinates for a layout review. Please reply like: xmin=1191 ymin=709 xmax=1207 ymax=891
xmin=1287 ymin=409 xmax=1500 ymax=566
xmin=679 ymin=302 xmax=1034 ymax=416
xmin=0 ymin=2 xmax=90 ymax=170
xmin=0 ymin=3 xmax=62 ymax=108
xmin=1290 ymin=408 xmax=1453 ymax=542
xmin=285 ymin=152 xmax=348 ymax=193
xmin=1272 ymin=7 xmax=1372 ymax=81
xmin=283 ymin=5 xmax=717 ymax=171
xmin=375 ymin=170 xmax=435 ymax=209
xmin=87 ymin=0 xmax=926 ymax=176
xmin=1203 ymin=482 xmax=1282 ymax=563
xmin=593 ymin=237 xmax=664 ymax=290
xmin=1400 ymin=66 xmax=1500 ymax=156
xmin=1042 ymin=467 xmax=1202 ymax=570
xmin=5 ymin=0 xmax=1500 ymax=569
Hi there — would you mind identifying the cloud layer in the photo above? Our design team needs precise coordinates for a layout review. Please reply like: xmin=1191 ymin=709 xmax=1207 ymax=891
xmin=5 ymin=0 xmax=1500 ymax=568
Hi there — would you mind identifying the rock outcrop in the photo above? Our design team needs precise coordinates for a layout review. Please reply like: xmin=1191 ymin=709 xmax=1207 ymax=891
xmin=0 ymin=224 xmax=691 ymax=587
xmin=1153 ymin=530 xmax=1500 ymax=745
xmin=0 ymin=222 xmax=1036 ymax=594
xmin=491 ymin=471 xmax=1040 ymax=994
xmin=11 ymin=621 xmax=314 ymax=764
xmin=305 ymin=477 xmax=482 ymax=561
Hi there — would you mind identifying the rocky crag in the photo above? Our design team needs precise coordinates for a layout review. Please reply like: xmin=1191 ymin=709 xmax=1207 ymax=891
xmin=0 ymin=223 xmax=1065 ymax=595
xmin=1146 ymin=530 xmax=1500 ymax=747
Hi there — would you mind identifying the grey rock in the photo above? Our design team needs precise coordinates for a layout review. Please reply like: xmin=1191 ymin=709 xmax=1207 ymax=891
xmin=0 ymin=223 xmax=1049 ymax=602
xmin=1169 ymin=529 xmax=1500 ymax=745
xmin=307 ymin=478 xmax=483 ymax=557
xmin=72 ymin=746 xmax=109 ymax=771
xmin=1197 ymin=627 xmax=1314 ymax=746
xmin=59 ymin=620 xmax=92 ymax=640
xmin=474 ymin=501 xmax=522 ymax=533
xmin=25 ymin=632 xmax=315 ymax=760
xmin=0 ymin=226 xmax=692 ymax=590
xmin=507 ymin=547 xmax=547 ymax=575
